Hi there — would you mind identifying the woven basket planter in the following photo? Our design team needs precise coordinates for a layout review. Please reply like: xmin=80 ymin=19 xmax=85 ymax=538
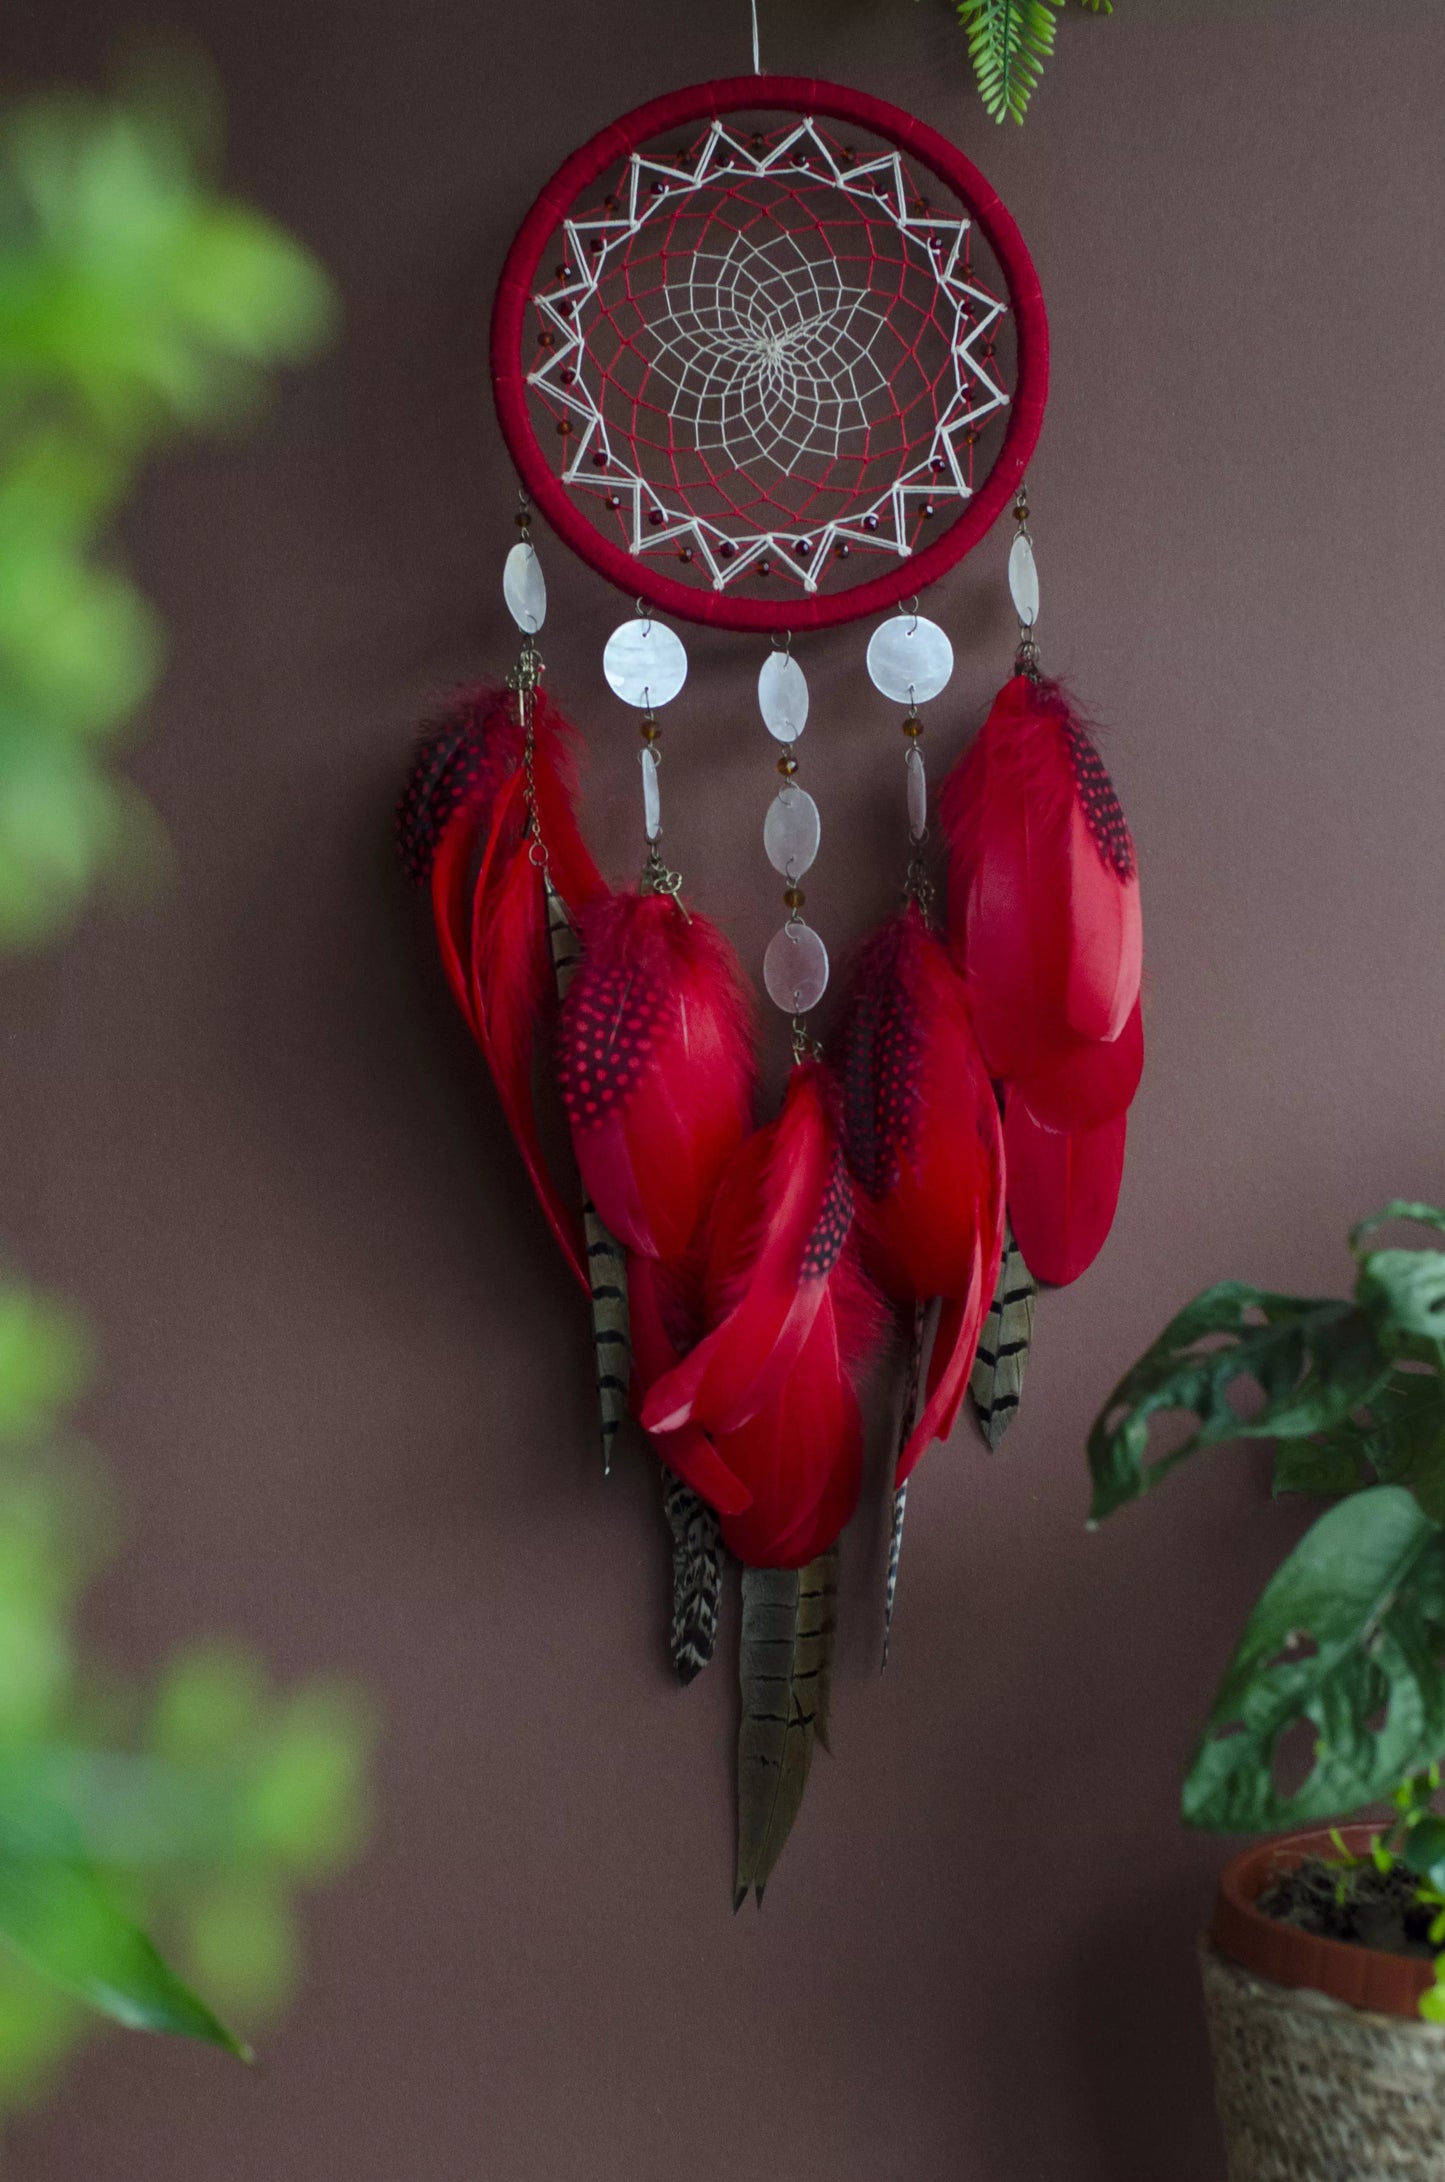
xmin=1204 ymin=1827 xmax=1445 ymax=2181
xmin=1201 ymin=1946 xmax=1445 ymax=2181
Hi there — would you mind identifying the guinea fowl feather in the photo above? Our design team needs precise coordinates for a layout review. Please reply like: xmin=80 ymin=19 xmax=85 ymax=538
xmin=398 ymin=682 xmax=603 ymax=1291
xmin=940 ymin=674 xmax=1142 ymax=1083
xmin=941 ymin=674 xmax=1144 ymax=1289
xmin=556 ymin=892 xmax=755 ymax=1265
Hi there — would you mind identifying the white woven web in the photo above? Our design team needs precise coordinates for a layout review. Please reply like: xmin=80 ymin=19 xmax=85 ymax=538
xmin=645 ymin=229 xmax=890 ymax=475
xmin=528 ymin=119 xmax=1012 ymax=594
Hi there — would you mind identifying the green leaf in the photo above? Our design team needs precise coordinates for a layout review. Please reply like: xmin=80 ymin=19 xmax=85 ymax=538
xmin=1402 ymin=1814 xmax=1445 ymax=1895
xmin=956 ymin=0 xmax=1067 ymax=125
xmin=1351 ymin=1203 xmax=1445 ymax=1255
xmin=1182 ymin=1487 xmax=1445 ymax=1832
xmin=1273 ymin=1433 xmax=1369 ymax=1501
xmin=1357 ymin=1249 xmax=1445 ymax=1343
xmin=1088 ymin=1284 xmax=1391 ymax=1522
xmin=1274 ymin=1372 xmax=1445 ymax=1522
xmin=0 ymin=1794 xmax=247 ymax=2056
xmin=0 ymin=1287 xmax=89 ymax=1437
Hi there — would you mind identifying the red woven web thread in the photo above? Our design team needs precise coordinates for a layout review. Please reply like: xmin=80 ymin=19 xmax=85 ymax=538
xmin=529 ymin=119 xmax=1008 ymax=579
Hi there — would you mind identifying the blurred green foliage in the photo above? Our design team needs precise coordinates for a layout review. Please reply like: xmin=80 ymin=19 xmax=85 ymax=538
xmin=0 ymin=1279 xmax=373 ymax=2111
xmin=0 ymin=69 xmax=333 ymax=947
xmin=0 ymin=70 xmax=370 ymax=2120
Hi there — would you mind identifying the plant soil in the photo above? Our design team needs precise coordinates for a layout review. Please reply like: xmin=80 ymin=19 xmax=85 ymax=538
xmin=1258 ymin=1855 xmax=1437 ymax=1961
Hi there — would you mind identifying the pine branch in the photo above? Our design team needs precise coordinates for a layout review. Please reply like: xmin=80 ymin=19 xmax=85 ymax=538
xmin=956 ymin=0 xmax=1111 ymax=126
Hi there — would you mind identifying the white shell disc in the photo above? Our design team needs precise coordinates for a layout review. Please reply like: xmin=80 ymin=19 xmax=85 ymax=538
xmin=764 ymin=921 xmax=830 ymax=1014
xmin=758 ymin=652 xmax=809 ymax=743
xmin=906 ymin=744 xmax=927 ymax=843
xmin=763 ymin=786 xmax=820 ymax=880
xmin=866 ymin=615 xmax=954 ymax=707
xmin=1009 ymin=532 xmax=1040 ymax=627
xmin=503 ymin=541 xmax=546 ymax=633
xmin=640 ymin=747 xmax=661 ymax=842
xmin=602 ymin=618 xmax=688 ymax=709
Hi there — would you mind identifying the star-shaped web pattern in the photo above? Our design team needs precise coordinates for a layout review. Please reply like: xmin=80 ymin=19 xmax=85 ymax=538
xmin=527 ymin=118 xmax=1013 ymax=597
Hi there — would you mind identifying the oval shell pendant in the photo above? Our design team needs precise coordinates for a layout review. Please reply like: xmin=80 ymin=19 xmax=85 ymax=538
xmin=906 ymin=745 xmax=927 ymax=843
xmin=1009 ymin=531 xmax=1040 ymax=627
xmin=640 ymin=746 xmax=661 ymax=842
xmin=763 ymin=786 xmax=820 ymax=879
xmin=764 ymin=921 xmax=830 ymax=1014
xmin=758 ymin=652 xmax=809 ymax=743
xmin=503 ymin=541 xmax=546 ymax=633
xmin=603 ymin=618 xmax=688 ymax=709
xmin=866 ymin=615 xmax=954 ymax=707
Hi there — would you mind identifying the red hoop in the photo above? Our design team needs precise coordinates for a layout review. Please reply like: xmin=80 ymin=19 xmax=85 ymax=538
xmin=490 ymin=77 xmax=1049 ymax=634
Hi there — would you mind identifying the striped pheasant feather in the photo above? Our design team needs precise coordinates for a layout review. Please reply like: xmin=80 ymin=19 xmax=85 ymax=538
xmin=882 ymin=1301 xmax=926 ymax=1672
xmin=545 ymin=878 xmax=630 ymax=1472
xmin=970 ymin=1225 xmax=1036 ymax=1448
xmin=661 ymin=1468 xmax=723 ymax=1685
xmin=735 ymin=1551 xmax=838 ymax=1908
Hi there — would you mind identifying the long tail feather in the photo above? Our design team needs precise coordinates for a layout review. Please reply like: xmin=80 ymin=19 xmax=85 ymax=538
xmin=735 ymin=1554 xmax=837 ymax=1908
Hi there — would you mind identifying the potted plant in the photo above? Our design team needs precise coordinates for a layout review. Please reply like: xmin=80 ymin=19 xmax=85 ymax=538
xmin=1088 ymin=1202 xmax=1445 ymax=2180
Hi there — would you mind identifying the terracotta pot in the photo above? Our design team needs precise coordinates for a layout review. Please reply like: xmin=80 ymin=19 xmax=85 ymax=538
xmin=1212 ymin=1823 xmax=1432 ymax=2020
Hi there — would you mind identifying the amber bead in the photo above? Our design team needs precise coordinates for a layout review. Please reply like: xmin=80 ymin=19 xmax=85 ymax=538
xmin=783 ymin=887 xmax=805 ymax=910
xmin=640 ymin=720 xmax=660 ymax=744
xmin=902 ymin=717 xmax=923 ymax=739
xmin=777 ymin=755 xmax=798 ymax=777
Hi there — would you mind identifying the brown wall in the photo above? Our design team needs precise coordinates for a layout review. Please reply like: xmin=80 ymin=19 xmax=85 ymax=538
xmin=7 ymin=2 xmax=1445 ymax=2175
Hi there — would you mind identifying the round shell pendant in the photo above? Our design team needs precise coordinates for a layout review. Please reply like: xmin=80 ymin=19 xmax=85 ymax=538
xmin=866 ymin=615 xmax=954 ymax=707
xmin=603 ymin=618 xmax=688 ymax=709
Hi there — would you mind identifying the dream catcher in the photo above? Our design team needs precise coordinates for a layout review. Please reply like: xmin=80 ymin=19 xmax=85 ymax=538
xmin=398 ymin=72 xmax=1143 ymax=1902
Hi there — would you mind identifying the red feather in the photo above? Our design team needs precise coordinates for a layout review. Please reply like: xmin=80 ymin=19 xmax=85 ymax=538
xmin=1012 ymin=996 xmax=1144 ymax=1134
xmin=640 ymin=1066 xmax=833 ymax=1437
xmin=556 ymin=892 xmax=755 ymax=1264
xmin=941 ymin=674 xmax=1144 ymax=1286
xmin=940 ymin=675 xmax=1142 ymax=1082
xmin=628 ymin=1255 xmax=753 ymax=1520
xmin=833 ymin=906 xmax=1005 ymax=1482
xmin=398 ymin=683 xmax=605 ymax=1288
xmin=640 ymin=1065 xmax=883 ymax=1565
xmin=1003 ymin=1096 xmax=1128 ymax=1287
